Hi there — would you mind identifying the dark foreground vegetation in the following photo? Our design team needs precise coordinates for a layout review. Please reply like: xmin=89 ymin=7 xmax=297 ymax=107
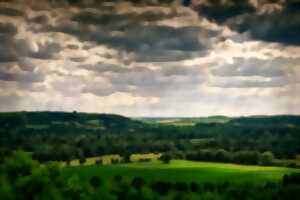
xmin=1 ymin=151 xmax=300 ymax=200
xmin=1 ymin=112 xmax=300 ymax=167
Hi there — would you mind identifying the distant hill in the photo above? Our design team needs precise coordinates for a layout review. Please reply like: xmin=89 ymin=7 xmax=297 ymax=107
xmin=229 ymin=115 xmax=300 ymax=126
xmin=0 ymin=111 xmax=143 ymax=134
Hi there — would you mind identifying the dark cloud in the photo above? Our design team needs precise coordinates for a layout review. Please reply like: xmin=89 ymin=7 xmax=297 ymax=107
xmin=72 ymin=9 xmax=179 ymax=26
xmin=80 ymin=62 xmax=148 ymax=74
xmin=28 ymin=14 xmax=49 ymax=24
xmin=228 ymin=3 xmax=300 ymax=45
xmin=67 ymin=44 xmax=80 ymax=49
xmin=135 ymin=50 xmax=195 ymax=62
xmin=0 ymin=71 xmax=44 ymax=83
xmin=56 ymin=15 xmax=216 ymax=61
xmin=0 ymin=6 xmax=24 ymax=17
xmin=29 ymin=41 xmax=62 ymax=60
xmin=0 ymin=39 xmax=18 ymax=62
xmin=0 ymin=22 xmax=18 ymax=35
xmin=0 ymin=23 xmax=18 ymax=62
xmin=196 ymin=1 xmax=300 ymax=45
xmin=66 ymin=0 xmax=175 ymax=7
xmin=196 ymin=0 xmax=255 ymax=24
xmin=0 ymin=21 xmax=62 ymax=62
xmin=1 ymin=0 xmax=216 ymax=62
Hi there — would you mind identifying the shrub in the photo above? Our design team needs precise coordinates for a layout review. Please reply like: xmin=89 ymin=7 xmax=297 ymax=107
xmin=151 ymin=181 xmax=172 ymax=195
xmin=131 ymin=177 xmax=145 ymax=191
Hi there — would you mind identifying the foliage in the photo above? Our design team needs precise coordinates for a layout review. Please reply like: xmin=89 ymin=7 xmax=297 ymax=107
xmin=1 ymin=151 xmax=300 ymax=200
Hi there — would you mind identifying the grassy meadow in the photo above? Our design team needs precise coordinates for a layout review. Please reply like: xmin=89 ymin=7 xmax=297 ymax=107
xmin=62 ymin=160 xmax=300 ymax=185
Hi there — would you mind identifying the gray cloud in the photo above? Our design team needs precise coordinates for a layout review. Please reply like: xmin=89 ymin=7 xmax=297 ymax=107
xmin=0 ymin=66 xmax=45 ymax=84
xmin=212 ymin=77 xmax=289 ymax=88
xmin=0 ymin=21 xmax=63 ymax=63
xmin=0 ymin=93 xmax=22 ymax=111
xmin=80 ymin=62 xmax=149 ymax=74
xmin=212 ymin=57 xmax=288 ymax=77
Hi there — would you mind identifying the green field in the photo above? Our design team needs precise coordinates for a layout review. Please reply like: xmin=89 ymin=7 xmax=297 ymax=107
xmin=138 ymin=116 xmax=230 ymax=126
xmin=62 ymin=160 xmax=299 ymax=185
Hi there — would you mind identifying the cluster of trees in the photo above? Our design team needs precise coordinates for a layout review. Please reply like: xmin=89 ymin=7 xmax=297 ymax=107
xmin=184 ymin=149 xmax=274 ymax=165
xmin=0 ymin=112 xmax=300 ymax=167
xmin=1 ymin=151 xmax=300 ymax=200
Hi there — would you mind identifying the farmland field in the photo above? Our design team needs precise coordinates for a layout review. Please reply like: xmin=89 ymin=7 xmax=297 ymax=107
xmin=66 ymin=153 xmax=161 ymax=166
xmin=62 ymin=160 xmax=300 ymax=185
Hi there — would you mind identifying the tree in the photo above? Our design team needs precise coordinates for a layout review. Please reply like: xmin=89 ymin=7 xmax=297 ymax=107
xmin=122 ymin=153 xmax=131 ymax=163
xmin=95 ymin=159 xmax=102 ymax=165
xmin=3 ymin=150 xmax=38 ymax=182
xmin=174 ymin=182 xmax=189 ymax=192
xmin=190 ymin=182 xmax=199 ymax=192
xmin=66 ymin=159 xmax=71 ymax=166
xmin=89 ymin=176 xmax=102 ymax=188
xmin=131 ymin=177 xmax=145 ymax=191
xmin=114 ymin=175 xmax=123 ymax=183
xmin=79 ymin=157 xmax=86 ymax=165
xmin=159 ymin=154 xmax=172 ymax=164
xmin=151 ymin=181 xmax=172 ymax=195
xmin=261 ymin=151 xmax=274 ymax=165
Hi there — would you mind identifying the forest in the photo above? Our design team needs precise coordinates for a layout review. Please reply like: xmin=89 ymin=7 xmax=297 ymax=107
xmin=1 ymin=112 xmax=300 ymax=166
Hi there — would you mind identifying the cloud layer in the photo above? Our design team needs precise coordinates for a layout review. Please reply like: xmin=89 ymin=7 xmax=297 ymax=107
xmin=0 ymin=0 xmax=299 ymax=116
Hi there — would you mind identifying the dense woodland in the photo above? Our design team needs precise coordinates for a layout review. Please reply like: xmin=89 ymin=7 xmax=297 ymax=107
xmin=0 ymin=112 xmax=300 ymax=167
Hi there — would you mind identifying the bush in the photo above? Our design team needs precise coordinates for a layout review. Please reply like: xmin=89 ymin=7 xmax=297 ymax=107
xmin=151 ymin=181 xmax=172 ymax=195
xmin=174 ymin=182 xmax=189 ymax=192
xmin=283 ymin=173 xmax=300 ymax=185
xmin=131 ymin=177 xmax=145 ymax=191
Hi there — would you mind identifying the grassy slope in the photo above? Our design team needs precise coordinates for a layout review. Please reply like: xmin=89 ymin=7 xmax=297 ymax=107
xmin=62 ymin=160 xmax=300 ymax=185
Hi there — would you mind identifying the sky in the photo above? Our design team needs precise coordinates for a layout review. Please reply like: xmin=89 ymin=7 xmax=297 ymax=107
xmin=0 ymin=0 xmax=299 ymax=117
